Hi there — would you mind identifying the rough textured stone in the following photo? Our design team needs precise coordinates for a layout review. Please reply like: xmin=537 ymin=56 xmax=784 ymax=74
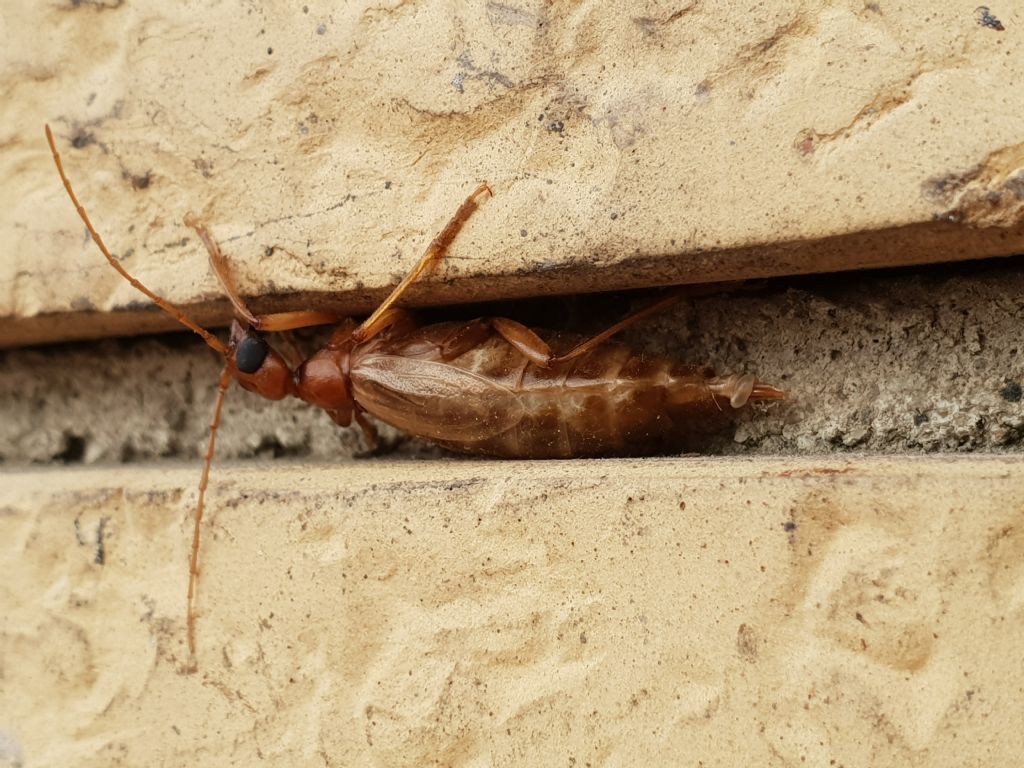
xmin=4 ymin=0 xmax=1024 ymax=345
xmin=3 ymin=457 xmax=1023 ymax=766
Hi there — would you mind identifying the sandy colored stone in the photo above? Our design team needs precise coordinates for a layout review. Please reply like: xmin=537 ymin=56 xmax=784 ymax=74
xmin=2 ymin=456 xmax=1023 ymax=766
xmin=3 ymin=1 xmax=1024 ymax=346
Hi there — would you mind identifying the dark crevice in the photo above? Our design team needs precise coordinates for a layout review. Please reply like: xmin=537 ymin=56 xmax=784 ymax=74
xmin=54 ymin=433 xmax=87 ymax=463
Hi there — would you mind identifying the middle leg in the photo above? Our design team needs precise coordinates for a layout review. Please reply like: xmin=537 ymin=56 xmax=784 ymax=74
xmin=353 ymin=182 xmax=492 ymax=343
xmin=185 ymin=215 xmax=342 ymax=332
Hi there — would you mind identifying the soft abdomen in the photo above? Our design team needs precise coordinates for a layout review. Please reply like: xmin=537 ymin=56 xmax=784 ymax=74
xmin=447 ymin=344 xmax=731 ymax=458
xmin=351 ymin=325 xmax=760 ymax=459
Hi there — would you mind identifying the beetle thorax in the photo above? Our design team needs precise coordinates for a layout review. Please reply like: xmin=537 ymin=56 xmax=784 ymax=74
xmin=295 ymin=341 xmax=356 ymax=421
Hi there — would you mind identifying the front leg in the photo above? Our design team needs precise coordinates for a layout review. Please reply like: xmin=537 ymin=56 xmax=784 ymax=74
xmin=184 ymin=215 xmax=342 ymax=332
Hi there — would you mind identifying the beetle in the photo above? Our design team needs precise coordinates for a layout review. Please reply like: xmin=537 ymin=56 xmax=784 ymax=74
xmin=46 ymin=125 xmax=783 ymax=659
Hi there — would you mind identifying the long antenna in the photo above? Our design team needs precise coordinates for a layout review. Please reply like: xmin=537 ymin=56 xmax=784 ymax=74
xmin=45 ymin=124 xmax=227 ymax=355
xmin=186 ymin=366 xmax=232 ymax=661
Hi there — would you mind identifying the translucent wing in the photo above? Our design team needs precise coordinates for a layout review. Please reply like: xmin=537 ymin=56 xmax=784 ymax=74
xmin=350 ymin=355 xmax=525 ymax=442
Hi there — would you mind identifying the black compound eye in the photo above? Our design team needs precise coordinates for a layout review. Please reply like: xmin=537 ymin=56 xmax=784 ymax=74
xmin=235 ymin=334 xmax=269 ymax=374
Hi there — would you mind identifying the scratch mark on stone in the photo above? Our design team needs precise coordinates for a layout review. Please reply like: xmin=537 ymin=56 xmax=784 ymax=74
xmin=704 ymin=11 xmax=815 ymax=95
xmin=633 ymin=2 xmax=699 ymax=36
xmin=486 ymin=1 xmax=540 ymax=28
xmin=220 ymin=196 xmax=357 ymax=244
xmin=795 ymin=55 xmax=969 ymax=155
xmin=795 ymin=87 xmax=912 ymax=153
xmin=456 ymin=50 xmax=515 ymax=91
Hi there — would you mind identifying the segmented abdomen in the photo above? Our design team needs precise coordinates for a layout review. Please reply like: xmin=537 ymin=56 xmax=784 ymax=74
xmin=350 ymin=322 xmax=734 ymax=458
xmin=495 ymin=343 xmax=730 ymax=458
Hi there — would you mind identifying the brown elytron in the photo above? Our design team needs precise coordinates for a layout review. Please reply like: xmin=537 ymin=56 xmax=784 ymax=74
xmin=46 ymin=125 xmax=784 ymax=661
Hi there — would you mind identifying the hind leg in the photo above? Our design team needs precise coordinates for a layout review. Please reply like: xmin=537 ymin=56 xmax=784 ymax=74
xmin=488 ymin=291 xmax=685 ymax=367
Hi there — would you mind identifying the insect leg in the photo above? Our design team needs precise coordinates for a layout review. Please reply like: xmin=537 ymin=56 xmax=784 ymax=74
xmin=184 ymin=215 xmax=259 ymax=325
xmin=183 ymin=216 xmax=342 ymax=332
xmin=438 ymin=318 xmax=493 ymax=360
xmin=549 ymin=291 xmax=684 ymax=364
xmin=546 ymin=282 xmax=764 ymax=364
xmin=353 ymin=407 xmax=379 ymax=449
xmin=249 ymin=310 xmax=343 ymax=332
xmin=490 ymin=291 xmax=685 ymax=367
xmin=490 ymin=318 xmax=555 ymax=367
xmin=352 ymin=306 xmax=418 ymax=343
xmin=353 ymin=182 xmax=493 ymax=343
xmin=187 ymin=365 xmax=232 ymax=663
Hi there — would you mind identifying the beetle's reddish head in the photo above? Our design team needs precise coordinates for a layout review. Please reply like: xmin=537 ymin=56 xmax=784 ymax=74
xmin=226 ymin=321 xmax=296 ymax=401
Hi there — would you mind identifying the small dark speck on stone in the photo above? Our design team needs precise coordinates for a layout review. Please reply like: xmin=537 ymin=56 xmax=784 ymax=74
xmin=782 ymin=521 xmax=797 ymax=532
xmin=384 ymin=180 xmax=392 ymax=189
xmin=547 ymin=120 xmax=564 ymax=133
xmin=520 ymin=229 xmax=528 ymax=237
xmin=913 ymin=413 xmax=929 ymax=426
xmin=317 ymin=23 xmax=327 ymax=34
xmin=267 ymin=47 xmax=274 ymax=55
xmin=1000 ymin=381 xmax=1022 ymax=402
xmin=126 ymin=171 xmax=152 ymax=190
xmin=303 ymin=4 xmax=309 ymax=12
xmin=71 ymin=130 xmax=95 ymax=149
xmin=610 ymin=212 xmax=619 ymax=220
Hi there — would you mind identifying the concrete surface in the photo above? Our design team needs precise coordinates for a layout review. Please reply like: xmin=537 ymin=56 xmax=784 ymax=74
xmin=5 ymin=1 xmax=1024 ymax=345
xmin=3 ymin=457 xmax=1023 ymax=766
xmin=2 ymin=258 xmax=1022 ymax=467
